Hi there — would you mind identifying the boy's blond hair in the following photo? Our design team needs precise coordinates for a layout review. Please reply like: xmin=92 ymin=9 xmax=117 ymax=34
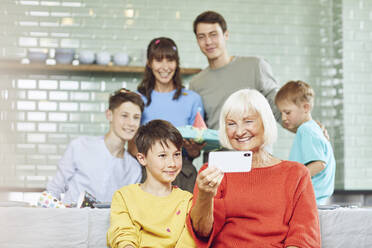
xmin=275 ymin=80 xmax=315 ymax=109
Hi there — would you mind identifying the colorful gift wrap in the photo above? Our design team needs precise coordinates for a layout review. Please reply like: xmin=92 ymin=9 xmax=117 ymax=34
xmin=37 ymin=191 xmax=65 ymax=208
xmin=177 ymin=125 xmax=220 ymax=151
xmin=77 ymin=191 xmax=98 ymax=208
xmin=177 ymin=111 xmax=221 ymax=151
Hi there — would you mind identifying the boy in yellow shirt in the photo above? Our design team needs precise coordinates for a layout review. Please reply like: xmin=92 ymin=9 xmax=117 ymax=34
xmin=107 ymin=119 xmax=195 ymax=248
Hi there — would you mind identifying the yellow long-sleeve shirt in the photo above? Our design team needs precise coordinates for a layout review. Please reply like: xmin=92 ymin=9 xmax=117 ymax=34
xmin=107 ymin=184 xmax=195 ymax=248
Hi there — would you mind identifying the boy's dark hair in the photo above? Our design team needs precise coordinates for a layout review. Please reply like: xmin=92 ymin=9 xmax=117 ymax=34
xmin=275 ymin=80 xmax=315 ymax=108
xmin=193 ymin=11 xmax=227 ymax=34
xmin=109 ymin=88 xmax=144 ymax=112
xmin=135 ymin=119 xmax=183 ymax=155
xmin=137 ymin=37 xmax=183 ymax=107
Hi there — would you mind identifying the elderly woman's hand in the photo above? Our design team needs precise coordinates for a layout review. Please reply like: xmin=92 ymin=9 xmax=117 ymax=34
xmin=196 ymin=166 xmax=224 ymax=197
xmin=190 ymin=166 xmax=224 ymax=238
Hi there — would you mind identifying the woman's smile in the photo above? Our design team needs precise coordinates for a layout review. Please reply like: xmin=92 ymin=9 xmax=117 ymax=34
xmin=226 ymin=110 xmax=265 ymax=151
xmin=235 ymin=136 xmax=252 ymax=143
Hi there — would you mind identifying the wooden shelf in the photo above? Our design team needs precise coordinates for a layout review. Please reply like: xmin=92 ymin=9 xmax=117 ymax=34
xmin=0 ymin=187 xmax=44 ymax=192
xmin=0 ymin=60 xmax=201 ymax=75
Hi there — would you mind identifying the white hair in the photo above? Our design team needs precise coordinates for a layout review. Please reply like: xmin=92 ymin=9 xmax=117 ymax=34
xmin=219 ymin=89 xmax=277 ymax=149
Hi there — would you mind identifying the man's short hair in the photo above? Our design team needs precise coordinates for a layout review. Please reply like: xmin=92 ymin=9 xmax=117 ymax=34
xmin=219 ymin=89 xmax=278 ymax=149
xmin=108 ymin=88 xmax=144 ymax=112
xmin=135 ymin=119 xmax=183 ymax=155
xmin=193 ymin=11 xmax=227 ymax=34
xmin=275 ymin=80 xmax=315 ymax=108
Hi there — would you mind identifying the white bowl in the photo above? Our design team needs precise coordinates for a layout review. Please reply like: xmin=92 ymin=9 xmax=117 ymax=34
xmin=78 ymin=50 xmax=95 ymax=64
xmin=27 ymin=49 xmax=48 ymax=63
xmin=55 ymin=48 xmax=75 ymax=64
xmin=96 ymin=51 xmax=111 ymax=65
xmin=113 ymin=52 xmax=130 ymax=66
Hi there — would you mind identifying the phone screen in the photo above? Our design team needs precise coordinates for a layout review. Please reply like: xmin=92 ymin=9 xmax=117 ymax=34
xmin=208 ymin=151 xmax=252 ymax=173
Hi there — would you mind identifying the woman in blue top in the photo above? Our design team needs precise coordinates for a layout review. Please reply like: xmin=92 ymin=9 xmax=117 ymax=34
xmin=136 ymin=37 xmax=205 ymax=192
xmin=138 ymin=37 xmax=204 ymax=127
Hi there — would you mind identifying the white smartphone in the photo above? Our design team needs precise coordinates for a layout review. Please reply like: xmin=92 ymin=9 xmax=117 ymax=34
xmin=208 ymin=151 xmax=252 ymax=173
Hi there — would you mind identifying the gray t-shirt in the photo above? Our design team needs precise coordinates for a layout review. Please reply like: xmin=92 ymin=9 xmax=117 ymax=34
xmin=189 ymin=56 xmax=280 ymax=129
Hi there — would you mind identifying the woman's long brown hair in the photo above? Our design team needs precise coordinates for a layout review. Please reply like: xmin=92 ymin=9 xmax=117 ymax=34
xmin=137 ymin=37 xmax=183 ymax=106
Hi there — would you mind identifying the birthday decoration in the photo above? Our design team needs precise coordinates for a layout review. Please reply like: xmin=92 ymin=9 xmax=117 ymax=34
xmin=177 ymin=112 xmax=220 ymax=151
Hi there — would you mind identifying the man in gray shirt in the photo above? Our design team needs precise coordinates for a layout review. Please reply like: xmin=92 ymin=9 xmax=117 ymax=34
xmin=186 ymin=11 xmax=328 ymax=161
xmin=189 ymin=10 xmax=281 ymax=130
xmin=183 ymin=11 xmax=280 ymax=160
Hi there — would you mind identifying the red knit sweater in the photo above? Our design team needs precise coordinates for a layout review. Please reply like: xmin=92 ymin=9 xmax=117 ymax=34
xmin=187 ymin=160 xmax=321 ymax=248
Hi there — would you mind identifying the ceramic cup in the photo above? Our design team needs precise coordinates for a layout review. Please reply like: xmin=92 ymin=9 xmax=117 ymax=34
xmin=78 ymin=50 xmax=95 ymax=64
xmin=55 ymin=48 xmax=75 ymax=64
xmin=113 ymin=52 xmax=130 ymax=66
xmin=96 ymin=51 xmax=111 ymax=65
xmin=27 ymin=48 xmax=48 ymax=63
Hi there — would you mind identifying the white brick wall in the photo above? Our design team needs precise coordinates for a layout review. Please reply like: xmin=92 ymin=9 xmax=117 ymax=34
xmin=343 ymin=0 xmax=372 ymax=189
xmin=0 ymin=0 xmax=370 ymax=190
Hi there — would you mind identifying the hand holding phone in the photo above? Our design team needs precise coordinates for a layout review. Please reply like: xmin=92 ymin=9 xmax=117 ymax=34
xmin=208 ymin=151 xmax=252 ymax=173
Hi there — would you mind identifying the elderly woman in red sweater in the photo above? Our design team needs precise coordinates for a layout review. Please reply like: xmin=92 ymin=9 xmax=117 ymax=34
xmin=187 ymin=89 xmax=321 ymax=248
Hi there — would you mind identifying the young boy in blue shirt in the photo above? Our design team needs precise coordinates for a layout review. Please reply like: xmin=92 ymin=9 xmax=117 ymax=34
xmin=275 ymin=80 xmax=336 ymax=205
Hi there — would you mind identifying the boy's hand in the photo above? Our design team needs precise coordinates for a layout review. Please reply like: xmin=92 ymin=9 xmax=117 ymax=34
xmin=183 ymin=139 xmax=206 ymax=159
xmin=315 ymin=120 xmax=330 ymax=140
xmin=306 ymin=161 xmax=326 ymax=177
xmin=196 ymin=166 xmax=223 ymax=197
